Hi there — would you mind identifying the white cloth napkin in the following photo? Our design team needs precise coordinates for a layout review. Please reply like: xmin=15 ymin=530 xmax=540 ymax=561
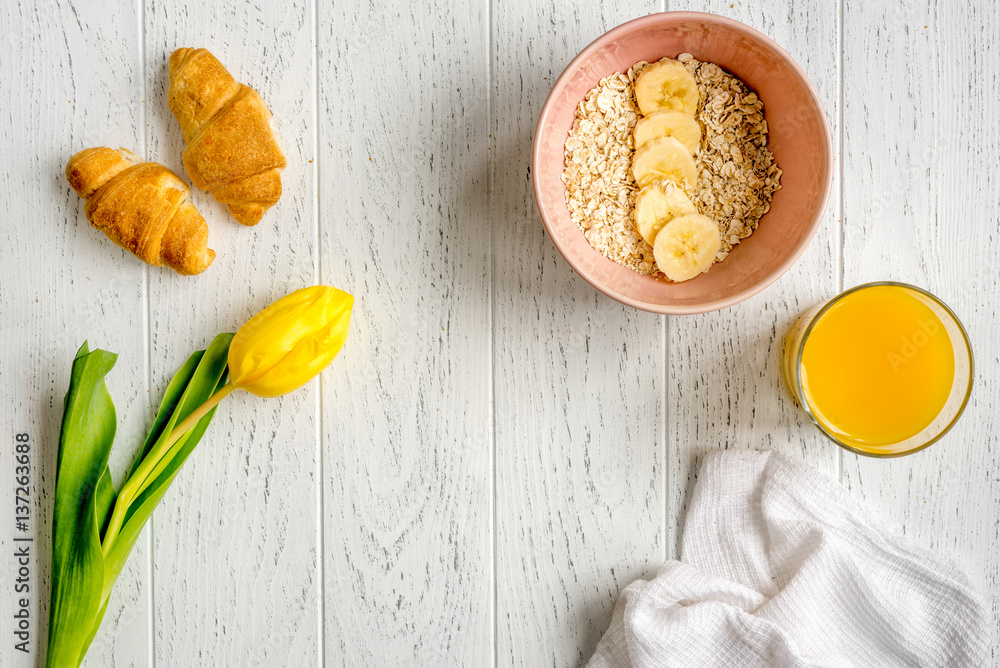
xmin=588 ymin=450 xmax=990 ymax=668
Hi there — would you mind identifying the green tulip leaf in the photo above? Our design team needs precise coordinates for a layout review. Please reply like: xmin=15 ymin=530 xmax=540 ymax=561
xmin=47 ymin=342 xmax=118 ymax=668
xmin=102 ymin=334 xmax=232 ymax=596
xmin=95 ymin=467 xmax=116 ymax=541
xmin=124 ymin=333 xmax=232 ymax=519
xmin=79 ymin=597 xmax=110 ymax=662
xmin=126 ymin=350 xmax=204 ymax=481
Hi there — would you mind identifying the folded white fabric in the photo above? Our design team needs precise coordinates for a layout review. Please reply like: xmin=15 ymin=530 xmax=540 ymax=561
xmin=589 ymin=450 xmax=989 ymax=668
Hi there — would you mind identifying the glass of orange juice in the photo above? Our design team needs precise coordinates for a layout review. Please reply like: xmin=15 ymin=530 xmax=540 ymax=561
xmin=783 ymin=282 xmax=973 ymax=457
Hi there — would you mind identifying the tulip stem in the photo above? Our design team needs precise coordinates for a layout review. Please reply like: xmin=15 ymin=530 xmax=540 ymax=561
xmin=156 ymin=382 xmax=237 ymax=457
xmin=102 ymin=382 xmax=237 ymax=554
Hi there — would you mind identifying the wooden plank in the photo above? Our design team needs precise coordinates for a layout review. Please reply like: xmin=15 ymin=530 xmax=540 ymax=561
xmin=841 ymin=0 xmax=1000 ymax=658
xmin=142 ymin=1 xmax=321 ymax=664
xmin=665 ymin=0 xmax=842 ymax=557
xmin=317 ymin=1 xmax=493 ymax=665
xmin=491 ymin=3 xmax=665 ymax=666
xmin=0 ymin=1 xmax=150 ymax=666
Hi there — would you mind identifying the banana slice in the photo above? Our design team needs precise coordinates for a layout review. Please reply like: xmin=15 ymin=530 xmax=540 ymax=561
xmin=634 ymin=110 xmax=701 ymax=154
xmin=653 ymin=213 xmax=721 ymax=282
xmin=633 ymin=181 xmax=698 ymax=245
xmin=632 ymin=136 xmax=698 ymax=190
xmin=634 ymin=59 xmax=699 ymax=116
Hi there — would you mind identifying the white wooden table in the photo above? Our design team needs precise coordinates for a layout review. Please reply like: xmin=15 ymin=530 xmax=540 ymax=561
xmin=1 ymin=0 xmax=997 ymax=665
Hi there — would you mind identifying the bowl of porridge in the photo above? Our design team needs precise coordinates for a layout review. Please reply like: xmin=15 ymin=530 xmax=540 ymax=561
xmin=532 ymin=12 xmax=833 ymax=314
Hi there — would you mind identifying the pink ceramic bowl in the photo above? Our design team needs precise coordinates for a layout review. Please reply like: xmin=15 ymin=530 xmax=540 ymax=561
xmin=532 ymin=12 xmax=833 ymax=314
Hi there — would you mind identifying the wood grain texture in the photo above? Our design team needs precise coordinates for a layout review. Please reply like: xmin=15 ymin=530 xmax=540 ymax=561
xmin=491 ymin=2 xmax=666 ymax=666
xmin=0 ymin=1 xmax=151 ymax=666
xmin=143 ymin=0 xmax=321 ymax=665
xmin=2 ymin=1 xmax=998 ymax=666
xmin=664 ymin=0 xmax=842 ymax=558
xmin=841 ymin=0 xmax=1000 ymax=662
xmin=317 ymin=1 xmax=493 ymax=665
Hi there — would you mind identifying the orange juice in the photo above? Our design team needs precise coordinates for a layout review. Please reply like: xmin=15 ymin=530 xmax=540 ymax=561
xmin=789 ymin=285 xmax=956 ymax=452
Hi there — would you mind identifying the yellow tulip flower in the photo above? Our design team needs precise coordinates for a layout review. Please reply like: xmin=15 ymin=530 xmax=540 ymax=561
xmin=115 ymin=285 xmax=354 ymax=495
xmin=229 ymin=285 xmax=354 ymax=397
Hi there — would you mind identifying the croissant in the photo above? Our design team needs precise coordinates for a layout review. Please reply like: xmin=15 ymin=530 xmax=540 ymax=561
xmin=168 ymin=48 xmax=287 ymax=226
xmin=65 ymin=147 xmax=215 ymax=275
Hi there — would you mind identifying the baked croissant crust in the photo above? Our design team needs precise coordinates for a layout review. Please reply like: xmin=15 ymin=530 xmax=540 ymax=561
xmin=66 ymin=147 xmax=215 ymax=275
xmin=168 ymin=48 xmax=287 ymax=226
